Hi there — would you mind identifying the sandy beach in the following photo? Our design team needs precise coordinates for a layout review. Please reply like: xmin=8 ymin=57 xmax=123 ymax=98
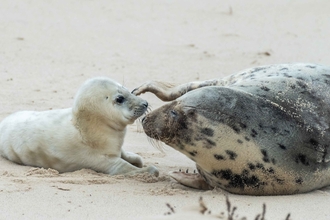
xmin=1 ymin=0 xmax=330 ymax=219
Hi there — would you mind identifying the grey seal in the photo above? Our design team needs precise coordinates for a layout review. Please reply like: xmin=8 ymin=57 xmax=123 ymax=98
xmin=133 ymin=63 xmax=330 ymax=195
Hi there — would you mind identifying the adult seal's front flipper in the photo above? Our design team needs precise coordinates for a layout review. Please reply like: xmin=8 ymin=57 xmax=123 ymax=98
xmin=169 ymin=171 xmax=212 ymax=190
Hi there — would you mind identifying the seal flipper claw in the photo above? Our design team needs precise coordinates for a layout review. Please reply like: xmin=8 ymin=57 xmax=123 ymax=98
xmin=169 ymin=171 xmax=211 ymax=190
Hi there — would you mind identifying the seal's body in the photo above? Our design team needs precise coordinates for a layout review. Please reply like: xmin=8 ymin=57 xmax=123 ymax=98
xmin=0 ymin=77 xmax=158 ymax=176
xmin=135 ymin=63 xmax=330 ymax=195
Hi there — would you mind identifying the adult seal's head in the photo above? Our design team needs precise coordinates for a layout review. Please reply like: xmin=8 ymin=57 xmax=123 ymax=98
xmin=143 ymin=87 xmax=230 ymax=150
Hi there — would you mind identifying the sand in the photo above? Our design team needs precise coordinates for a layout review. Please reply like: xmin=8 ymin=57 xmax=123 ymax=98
xmin=0 ymin=0 xmax=330 ymax=219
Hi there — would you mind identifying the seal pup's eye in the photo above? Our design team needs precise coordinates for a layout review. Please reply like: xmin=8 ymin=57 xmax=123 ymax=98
xmin=115 ymin=95 xmax=125 ymax=104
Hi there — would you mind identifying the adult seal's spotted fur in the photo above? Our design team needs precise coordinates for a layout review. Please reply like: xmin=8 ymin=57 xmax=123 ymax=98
xmin=133 ymin=63 xmax=330 ymax=195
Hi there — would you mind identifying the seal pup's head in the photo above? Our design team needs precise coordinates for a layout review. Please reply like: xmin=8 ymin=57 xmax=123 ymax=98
xmin=73 ymin=77 xmax=148 ymax=132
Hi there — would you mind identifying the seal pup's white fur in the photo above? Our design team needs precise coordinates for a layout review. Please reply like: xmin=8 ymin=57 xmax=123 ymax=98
xmin=0 ymin=77 xmax=159 ymax=176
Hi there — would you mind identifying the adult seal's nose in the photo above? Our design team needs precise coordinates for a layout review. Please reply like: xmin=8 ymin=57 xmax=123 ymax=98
xmin=143 ymin=101 xmax=148 ymax=108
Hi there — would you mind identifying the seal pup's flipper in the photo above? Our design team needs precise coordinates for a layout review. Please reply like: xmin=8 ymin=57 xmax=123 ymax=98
xmin=169 ymin=171 xmax=212 ymax=190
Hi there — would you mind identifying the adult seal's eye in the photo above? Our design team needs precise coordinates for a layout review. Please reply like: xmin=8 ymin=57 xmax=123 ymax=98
xmin=170 ymin=110 xmax=177 ymax=117
xmin=116 ymin=96 xmax=125 ymax=104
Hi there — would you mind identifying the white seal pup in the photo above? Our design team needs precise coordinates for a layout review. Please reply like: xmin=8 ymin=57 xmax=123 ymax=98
xmin=133 ymin=63 xmax=330 ymax=195
xmin=0 ymin=77 xmax=158 ymax=176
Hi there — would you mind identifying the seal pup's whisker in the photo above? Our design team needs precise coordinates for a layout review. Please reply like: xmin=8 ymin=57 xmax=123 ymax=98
xmin=136 ymin=117 xmax=145 ymax=133
xmin=136 ymin=105 xmax=152 ymax=133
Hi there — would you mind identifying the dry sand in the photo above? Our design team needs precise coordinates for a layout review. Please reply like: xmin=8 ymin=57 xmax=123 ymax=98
xmin=1 ymin=0 xmax=330 ymax=219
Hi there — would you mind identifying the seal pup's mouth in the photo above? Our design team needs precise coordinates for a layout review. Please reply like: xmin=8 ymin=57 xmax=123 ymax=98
xmin=125 ymin=101 xmax=150 ymax=124
xmin=137 ymin=104 xmax=152 ymax=127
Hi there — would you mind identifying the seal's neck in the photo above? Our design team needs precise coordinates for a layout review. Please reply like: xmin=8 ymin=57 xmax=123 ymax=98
xmin=72 ymin=109 xmax=126 ymax=151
